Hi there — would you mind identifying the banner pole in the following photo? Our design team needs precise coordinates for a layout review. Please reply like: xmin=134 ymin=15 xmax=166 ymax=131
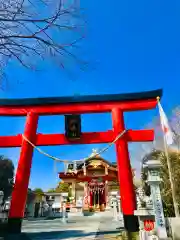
xmin=157 ymin=97 xmax=179 ymax=217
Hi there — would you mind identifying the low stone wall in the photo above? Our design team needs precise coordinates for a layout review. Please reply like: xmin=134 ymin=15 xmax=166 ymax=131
xmin=166 ymin=217 xmax=180 ymax=240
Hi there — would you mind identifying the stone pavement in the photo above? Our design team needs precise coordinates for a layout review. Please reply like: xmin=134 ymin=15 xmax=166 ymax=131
xmin=0 ymin=210 xmax=124 ymax=240
xmin=22 ymin=220 xmax=99 ymax=239
xmin=21 ymin=210 xmax=124 ymax=240
xmin=95 ymin=217 xmax=124 ymax=240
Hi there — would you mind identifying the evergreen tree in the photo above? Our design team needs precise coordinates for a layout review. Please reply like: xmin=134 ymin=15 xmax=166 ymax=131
xmin=0 ymin=156 xmax=14 ymax=202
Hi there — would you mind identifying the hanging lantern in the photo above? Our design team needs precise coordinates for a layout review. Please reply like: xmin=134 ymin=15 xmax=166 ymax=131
xmin=64 ymin=162 xmax=68 ymax=174
xmin=83 ymin=161 xmax=87 ymax=176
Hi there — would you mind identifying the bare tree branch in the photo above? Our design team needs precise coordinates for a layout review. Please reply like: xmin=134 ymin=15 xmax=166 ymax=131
xmin=0 ymin=0 xmax=86 ymax=83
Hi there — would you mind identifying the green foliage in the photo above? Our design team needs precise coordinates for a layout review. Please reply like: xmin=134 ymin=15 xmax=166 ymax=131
xmin=47 ymin=182 xmax=70 ymax=193
xmin=141 ymin=149 xmax=180 ymax=217
xmin=55 ymin=182 xmax=70 ymax=193
xmin=140 ymin=166 xmax=151 ymax=196
xmin=0 ymin=156 xmax=14 ymax=202
xmin=33 ymin=188 xmax=44 ymax=195
xmin=47 ymin=188 xmax=56 ymax=193
xmin=111 ymin=185 xmax=119 ymax=191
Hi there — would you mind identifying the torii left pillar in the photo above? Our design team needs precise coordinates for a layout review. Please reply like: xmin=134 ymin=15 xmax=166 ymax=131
xmin=8 ymin=112 xmax=38 ymax=234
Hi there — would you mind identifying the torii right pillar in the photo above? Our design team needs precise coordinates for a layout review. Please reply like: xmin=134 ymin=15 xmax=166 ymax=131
xmin=112 ymin=108 xmax=139 ymax=232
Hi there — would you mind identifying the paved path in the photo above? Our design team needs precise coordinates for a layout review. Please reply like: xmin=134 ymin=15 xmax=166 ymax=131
xmin=22 ymin=219 xmax=99 ymax=240
xmin=95 ymin=217 xmax=124 ymax=240
xmin=21 ymin=210 xmax=124 ymax=240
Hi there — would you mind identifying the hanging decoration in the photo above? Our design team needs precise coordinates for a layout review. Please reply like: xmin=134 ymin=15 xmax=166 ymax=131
xmin=21 ymin=130 xmax=127 ymax=185
xmin=83 ymin=161 xmax=87 ymax=176
xmin=88 ymin=179 xmax=105 ymax=193
xmin=21 ymin=130 xmax=126 ymax=167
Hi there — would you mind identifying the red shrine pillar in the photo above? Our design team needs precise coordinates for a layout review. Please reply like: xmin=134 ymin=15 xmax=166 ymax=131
xmin=112 ymin=108 xmax=139 ymax=232
xmin=8 ymin=112 xmax=38 ymax=233
xmin=89 ymin=189 xmax=93 ymax=207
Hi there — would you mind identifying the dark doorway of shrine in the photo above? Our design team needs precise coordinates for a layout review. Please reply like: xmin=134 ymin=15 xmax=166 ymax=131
xmin=89 ymin=180 xmax=106 ymax=211
xmin=91 ymin=191 xmax=106 ymax=209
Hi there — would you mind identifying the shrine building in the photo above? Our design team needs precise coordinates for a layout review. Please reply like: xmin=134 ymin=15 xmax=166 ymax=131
xmin=59 ymin=149 xmax=135 ymax=211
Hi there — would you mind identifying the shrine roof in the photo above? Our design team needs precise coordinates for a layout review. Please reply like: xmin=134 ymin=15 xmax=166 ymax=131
xmin=0 ymin=89 xmax=162 ymax=106
xmin=67 ymin=156 xmax=117 ymax=170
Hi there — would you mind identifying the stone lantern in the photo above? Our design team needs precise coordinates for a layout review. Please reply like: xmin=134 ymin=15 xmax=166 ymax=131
xmin=0 ymin=191 xmax=4 ymax=206
xmin=0 ymin=191 xmax=4 ymax=221
xmin=46 ymin=196 xmax=54 ymax=218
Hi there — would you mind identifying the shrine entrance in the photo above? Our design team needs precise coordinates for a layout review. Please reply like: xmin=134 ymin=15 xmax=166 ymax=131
xmin=59 ymin=149 xmax=122 ymax=212
xmin=0 ymin=89 xmax=162 ymax=233
xmin=88 ymin=180 xmax=105 ymax=210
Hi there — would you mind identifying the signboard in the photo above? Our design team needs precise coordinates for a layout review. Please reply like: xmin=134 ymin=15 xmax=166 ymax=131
xmin=149 ymin=170 xmax=160 ymax=182
xmin=89 ymin=160 xmax=101 ymax=168
xmin=61 ymin=192 xmax=68 ymax=197
xmin=144 ymin=220 xmax=154 ymax=232
xmin=150 ymin=184 xmax=167 ymax=238
xmin=110 ymin=191 xmax=118 ymax=196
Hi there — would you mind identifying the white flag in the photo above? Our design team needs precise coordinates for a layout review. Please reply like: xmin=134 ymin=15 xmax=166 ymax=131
xmin=158 ymin=102 xmax=174 ymax=145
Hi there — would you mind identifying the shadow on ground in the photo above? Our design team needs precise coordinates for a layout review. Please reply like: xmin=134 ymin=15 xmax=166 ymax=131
xmin=96 ymin=230 xmax=123 ymax=236
xmin=23 ymin=219 xmax=77 ymax=224
xmin=3 ymin=230 xmax=98 ymax=240
xmin=1 ymin=226 xmax=124 ymax=240
xmin=27 ymin=230 xmax=96 ymax=239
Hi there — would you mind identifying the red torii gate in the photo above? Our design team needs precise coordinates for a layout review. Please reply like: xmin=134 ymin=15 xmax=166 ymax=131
xmin=0 ymin=89 xmax=162 ymax=233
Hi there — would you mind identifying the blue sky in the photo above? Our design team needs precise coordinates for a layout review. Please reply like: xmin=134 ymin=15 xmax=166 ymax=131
xmin=0 ymin=0 xmax=180 ymax=190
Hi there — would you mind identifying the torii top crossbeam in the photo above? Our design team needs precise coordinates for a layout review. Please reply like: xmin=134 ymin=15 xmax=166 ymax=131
xmin=0 ymin=89 xmax=162 ymax=116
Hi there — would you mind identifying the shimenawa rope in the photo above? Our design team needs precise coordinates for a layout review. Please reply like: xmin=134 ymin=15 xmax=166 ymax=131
xmin=22 ymin=129 xmax=126 ymax=164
